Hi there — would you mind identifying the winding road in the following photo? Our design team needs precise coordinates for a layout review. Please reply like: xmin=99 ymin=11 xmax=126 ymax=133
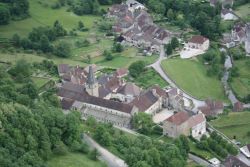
xmin=149 ymin=45 xmax=205 ymax=110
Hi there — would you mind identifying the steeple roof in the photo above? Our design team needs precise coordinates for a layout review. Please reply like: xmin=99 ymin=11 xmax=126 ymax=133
xmin=87 ymin=65 xmax=96 ymax=85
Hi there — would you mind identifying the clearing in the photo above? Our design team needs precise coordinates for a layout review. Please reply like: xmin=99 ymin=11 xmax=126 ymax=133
xmin=211 ymin=111 xmax=250 ymax=145
xmin=235 ymin=3 xmax=250 ymax=22
xmin=161 ymin=58 xmax=226 ymax=101
xmin=48 ymin=152 xmax=107 ymax=167
xmin=0 ymin=0 xmax=101 ymax=38
xmin=230 ymin=58 xmax=250 ymax=99
xmin=133 ymin=68 xmax=168 ymax=89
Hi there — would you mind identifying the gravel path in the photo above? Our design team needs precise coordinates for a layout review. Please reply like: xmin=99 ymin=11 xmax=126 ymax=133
xmin=84 ymin=134 xmax=128 ymax=167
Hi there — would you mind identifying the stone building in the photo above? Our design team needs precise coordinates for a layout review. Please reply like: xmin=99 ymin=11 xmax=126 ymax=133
xmin=163 ymin=112 xmax=206 ymax=139
xmin=245 ymin=24 xmax=250 ymax=54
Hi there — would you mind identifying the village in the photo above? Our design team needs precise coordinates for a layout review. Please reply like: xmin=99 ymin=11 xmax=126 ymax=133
xmin=54 ymin=0 xmax=250 ymax=167
xmin=0 ymin=0 xmax=249 ymax=167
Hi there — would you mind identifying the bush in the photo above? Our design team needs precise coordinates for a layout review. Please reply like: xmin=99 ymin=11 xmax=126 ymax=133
xmin=53 ymin=142 xmax=68 ymax=155
xmin=54 ymin=41 xmax=71 ymax=58
xmin=88 ymin=149 xmax=99 ymax=161
xmin=129 ymin=61 xmax=146 ymax=78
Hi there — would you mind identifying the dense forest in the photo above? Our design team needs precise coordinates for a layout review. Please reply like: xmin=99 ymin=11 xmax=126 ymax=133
xmin=0 ymin=61 xmax=87 ymax=167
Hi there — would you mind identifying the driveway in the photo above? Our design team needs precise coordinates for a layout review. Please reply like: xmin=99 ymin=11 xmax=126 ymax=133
xmin=83 ymin=134 xmax=128 ymax=167
xmin=149 ymin=45 xmax=205 ymax=110
xmin=153 ymin=109 xmax=174 ymax=124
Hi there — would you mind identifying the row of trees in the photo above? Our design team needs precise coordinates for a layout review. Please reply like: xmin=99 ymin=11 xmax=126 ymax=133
xmin=0 ymin=0 xmax=29 ymax=25
xmin=196 ymin=132 xmax=238 ymax=159
xmin=90 ymin=119 xmax=189 ymax=167
xmin=12 ymin=20 xmax=71 ymax=58
xmin=201 ymin=45 xmax=224 ymax=78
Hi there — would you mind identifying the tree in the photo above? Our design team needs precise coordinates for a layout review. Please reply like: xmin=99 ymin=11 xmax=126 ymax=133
xmin=165 ymin=43 xmax=173 ymax=55
xmin=103 ymin=50 xmax=113 ymax=61
xmin=129 ymin=61 xmax=146 ymax=78
xmin=132 ymin=112 xmax=153 ymax=135
xmin=88 ymin=149 xmax=99 ymax=160
xmin=0 ymin=6 xmax=10 ymax=25
xmin=54 ymin=41 xmax=71 ymax=58
xmin=167 ymin=9 xmax=175 ymax=20
xmin=53 ymin=20 xmax=67 ymax=37
xmin=40 ymin=35 xmax=52 ymax=53
xmin=171 ymin=37 xmax=179 ymax=49
xmin=78 ymin=21 xmax=85 ymax=30
xmin=113 ymin=42 xmax=123 ymax=52
xmin=12 ymin=34 xmax=21 ymax=47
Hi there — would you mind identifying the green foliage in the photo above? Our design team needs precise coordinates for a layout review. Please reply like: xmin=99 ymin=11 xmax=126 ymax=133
xmin=129 ymin=60 xmax=146 ymax=78
xmin=0 ymin=5 xmax=10 ymax=25
xmin=72 ymin=0 xmax=100 ymax=15
xmin=196 ymin=132 xmax=239 ymax=158
xmin=165 ymin=43 xmax=173 ymax=55
xmin=102 ymin=50 xmax=113 ymax=61
xmin=54 ymin=41 xmax=72 ymax=58
xmin=88 ymin=149 xmax=99 ymax=161
xmin=92 ymin=122 xmax=187 ymax=167
xmin=112 ymin=42 xmax=123 ymax=53
xmin=8 ymin=59 xmax=32 ymax=82
xmin=171 ymin=37 xmax=179 ymax=49
xmin=132 ymin=112 xmax=154 ymax=135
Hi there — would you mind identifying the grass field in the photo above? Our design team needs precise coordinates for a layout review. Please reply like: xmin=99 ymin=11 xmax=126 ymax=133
xmin=31 ymin=77 xmax=50 ymax=88
xmin=211 ymin=111 xmax=250 ymax=145
xmin=0 ymin=0 xmax=101 ymax=38
xmin=48 ymin=153 xmax=107 ymax=167
xmin=161 ymin=58 xmax=226 ymax=101
xmin=235 ymin=3 xmax=250 ymax=22
xmin=230 ymin=59 xmax=250 ymax=99
xmin=133 ymin=68 xmax=168 ymax=88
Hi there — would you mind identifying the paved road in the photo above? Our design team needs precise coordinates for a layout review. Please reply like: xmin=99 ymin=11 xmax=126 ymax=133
xmin=83 ymin=134 xmax=128 ymax=167
xmin=189 ymin=153 xmax=210 ymax=167
xmin=149 ymin=45 xmax=205 ymax=110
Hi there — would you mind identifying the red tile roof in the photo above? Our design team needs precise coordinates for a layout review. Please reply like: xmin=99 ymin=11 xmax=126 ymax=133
xmin=189 ymin=35 xmax=208 ymax=44
xmin=166 ymin=112 xmax=190 ymax=125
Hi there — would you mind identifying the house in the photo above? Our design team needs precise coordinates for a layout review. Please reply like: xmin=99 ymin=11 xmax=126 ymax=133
xmin=126 ymin=0 xmax=146 ymax=12
xmin=114 ymin=82 xmax=141 ymax=103
xmin=130 ymin=86 xmax=168 ymax=115
xmin=198 ymin=99 xmax=224 ymax=117
xmin=240 ymin=144 xmax=250 ymax=158
xmin=221 ymin=33 xmax=236 ymax=48
xmin=58 ymin=64 xmax=70 ymax=76
xmin=233 ymin=101 xmax=244 ymax=112
xmin=167 ymin=88 xmax=185 ymax=111
xmin=223 ymin=155 xmax=249 ymax=167
xmin=232 ymin=23 xmax=246 ymax=43
xmin=187 ymin=35 xmax=210 ymax=51
xmin=162 ymin=111 xmax=206 ymax=139
xmin=114 ymin=68 xmax=129 ymax=78
xmin=221 ymin=9 xmax=237 ymax=21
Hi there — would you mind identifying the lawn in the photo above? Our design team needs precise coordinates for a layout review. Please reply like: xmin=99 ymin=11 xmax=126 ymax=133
xmin=230 ymin=58 xmax=250 ymax=99
xmin=47 ymin=152 xmax=107 ymax=167
xmin=133 ymin=68 xmax=168 ymax=89
xmin=31 ymin=77 xmax=50 ymax=88
xmin=161 ymin=58 xmax=226 ymax=101
xmin=235 ymin=3 xmax=250 ymax=22
xmin=0 ymin=0 xmax=101 ymax=38
xmin=92 ymin=48 xmax=158 ymax=68
xmin=0 ymin=52 xmax=88 ymax=66
xmin=211 ymin=111 xmax=250 ymax=145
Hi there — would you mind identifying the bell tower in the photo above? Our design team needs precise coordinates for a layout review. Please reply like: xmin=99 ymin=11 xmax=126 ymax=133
xmin=86 ymin=66 xmax=99 ymax=97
